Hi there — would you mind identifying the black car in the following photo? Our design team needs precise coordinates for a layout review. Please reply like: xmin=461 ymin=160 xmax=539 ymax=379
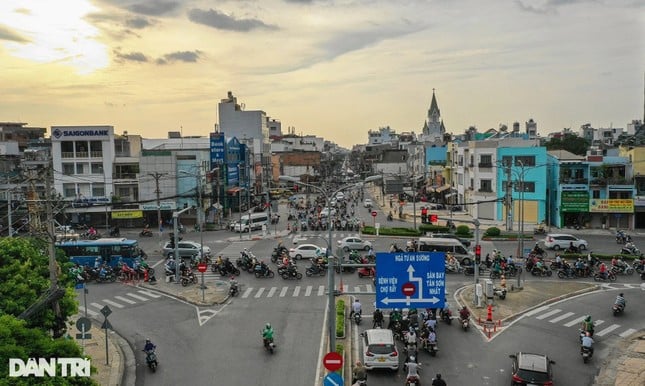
xmin=510 ymin=352 xmax=555 ymax=385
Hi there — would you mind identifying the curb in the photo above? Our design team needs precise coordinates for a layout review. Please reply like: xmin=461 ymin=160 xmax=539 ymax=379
xmin=114 ymin=330 xmax=136 ymax=386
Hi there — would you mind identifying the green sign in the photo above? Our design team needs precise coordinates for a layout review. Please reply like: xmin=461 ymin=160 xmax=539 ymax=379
xmin=561 ymin=191 xmax=589 ymax=212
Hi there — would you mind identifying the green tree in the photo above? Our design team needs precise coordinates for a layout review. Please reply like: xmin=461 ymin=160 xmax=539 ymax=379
xmin=0 ymin=314 xmax=97 ymax=385
xmin=0 ymin=238 xmax=77 ymax=335
xmin=544 ymin=133 xmax=590 ymax=156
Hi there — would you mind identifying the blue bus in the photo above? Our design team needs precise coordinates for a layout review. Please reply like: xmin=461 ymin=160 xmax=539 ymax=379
xmin=55 ymin=238 xmax=146 ymax=268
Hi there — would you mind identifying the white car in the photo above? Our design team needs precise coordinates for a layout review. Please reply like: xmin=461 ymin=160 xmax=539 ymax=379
xmin=336 ymin=192 xmax=345 ymax=201
xmin=289 ymin=244 xmax=327 ymax=260
xmin=320 ymin=207 xmax=337 ymax=217
xmin=337 ymin=237 xmax=372 ymax=252
xmin=543 ymin=234 xmax=588 ymax=251
xmin=363 ymin=199 xmax=373 ymax=208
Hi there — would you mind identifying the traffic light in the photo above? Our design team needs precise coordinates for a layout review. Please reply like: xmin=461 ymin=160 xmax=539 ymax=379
xmin=475 ymin=244 xmax=481 ymax=264
xmin=429 ymin=214 xmax=438 ymax=223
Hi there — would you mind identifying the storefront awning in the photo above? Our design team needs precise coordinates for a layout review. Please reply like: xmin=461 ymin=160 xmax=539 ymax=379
xmin=436 ymin=184 xmax=451 ymax=193
xmin=226 ymin=187 xmax=241 ymax=194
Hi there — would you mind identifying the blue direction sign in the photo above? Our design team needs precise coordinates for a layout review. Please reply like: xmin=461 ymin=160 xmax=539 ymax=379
xmin=375 ymin=252 xmax=445 ymax=309
xmin=323 ymin=372 xmax=343 ymax=386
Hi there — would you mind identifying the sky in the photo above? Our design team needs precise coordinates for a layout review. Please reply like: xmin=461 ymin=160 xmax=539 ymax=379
xmin=0 ymin=0 xmax=643 ymax=148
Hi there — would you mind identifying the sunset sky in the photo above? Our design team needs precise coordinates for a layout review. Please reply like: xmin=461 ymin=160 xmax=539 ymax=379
xmin=0 ymin=0 xmax=643 ymax=148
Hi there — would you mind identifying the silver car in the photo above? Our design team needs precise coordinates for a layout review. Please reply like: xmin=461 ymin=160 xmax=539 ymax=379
xmin=337 ymin=237 xmax=372 ymax=252
xmin=162 ymin=241 xmax=211 ymax=259
xmin=543 ymin=234 xmax=588 ymax=251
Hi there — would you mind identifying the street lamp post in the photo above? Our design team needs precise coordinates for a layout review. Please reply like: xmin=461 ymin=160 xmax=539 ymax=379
xmin=279 ymin=175 xmax=381 ymax=352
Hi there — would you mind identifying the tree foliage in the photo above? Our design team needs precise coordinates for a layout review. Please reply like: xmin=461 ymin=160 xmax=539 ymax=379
xmin=0 ymin=237 xmax=77 ymax=335
xmin=0 ymin=314 xmax=96 ymax=385
xmin=544 ymin=133 xmax=590 ymax=156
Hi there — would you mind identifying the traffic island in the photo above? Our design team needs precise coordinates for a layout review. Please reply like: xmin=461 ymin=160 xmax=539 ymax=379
xmin=139 ymin=278 xmax=229 ymax=306
xmin=457 ymin=281 xmax=598 ymax=339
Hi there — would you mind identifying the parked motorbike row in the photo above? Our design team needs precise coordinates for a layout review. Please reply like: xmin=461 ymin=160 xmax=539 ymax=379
xmin=71 ymin=258 xmax=154 ymax=284
xmin=163 ymin=259 xmax=199 ymax=287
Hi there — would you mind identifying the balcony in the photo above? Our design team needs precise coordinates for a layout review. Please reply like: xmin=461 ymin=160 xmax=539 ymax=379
xmin=478 ymin=188 xmax=493 ymax=193
xmin=560 ymin=178 xmax=589 ymax=185
xmin=113 ymin=173 xmax=138 ymax=180
xmin=478 ymin=162 xmax=493 ymax=168
xmin=607 ymin=177 xmax=633 ymax=186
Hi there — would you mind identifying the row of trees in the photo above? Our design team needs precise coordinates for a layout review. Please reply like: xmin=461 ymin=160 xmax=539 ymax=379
xmin=0 ymin=237 xmax=97 ymax=384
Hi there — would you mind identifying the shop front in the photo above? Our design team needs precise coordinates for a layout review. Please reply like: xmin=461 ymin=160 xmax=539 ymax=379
xmin=589 ymin=198 xmax=634 ymax=230
xmin=559 ymin=190 xmax=589 ymax=229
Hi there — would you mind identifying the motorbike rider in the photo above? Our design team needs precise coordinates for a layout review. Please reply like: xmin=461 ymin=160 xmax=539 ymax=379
xmin=350 ymin=298 xmax=362 ymax=320
xmin=598 ymin=262 xmax=608 ymax=280
xmin=440 ymin=299 xmax=451 ymax=320
xmin=459 ymin=306 xmax=470 ymax=322
xmin=581 ymin=332 xmax=594 ymax=356
xmin=446 ymin=253 xmax=460 ymax=272
xmin=229 ymin=276 xmax=239 ymax=293
xmin=88 ymin=226 xmax=97 ymax=237
xmin=373 ymin=308 xmax=384 ymax=328
xmin=144 ymin=339 xmax=156 ymax=354
xmin=389 ymin=308 xmax=403 ymax=329
xmin=612 ymin=256 xmax=628 ymax=272
xmin=432 ymin=373 xmax=447 ymax=386
xmin=575 ymin=258 xmax=585 ymax=276
xmin=262 ymin=323 xmax=274 ymax=346
xmin=532 ymin=242 xmax=544 ymax=255
xmin=623 ymin=241 xmax=636 ymax=254
xmin=424 ymin=314 xmax=438 ymax=332
xmin=534 ymin=259 xmax=546 ymax=275
xmin=554 ymin=253 xmax=562 ymax=269
xmin=352 ymin=361 xmax=367 ymax=384
xmin=404 ymin=356 xmax=421 ymax=383
xmin=405 ymin=327 xmax=418 ymax=351
xmin=567 ymin=242 xmax=579 ymax=254
xmin=615 ymin=293 xmax=626 ymax=309
xmin=582 ymin=316 xmax=595 ymax=336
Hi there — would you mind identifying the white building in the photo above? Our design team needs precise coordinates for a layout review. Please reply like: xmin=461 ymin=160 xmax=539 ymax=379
xmin=368 ymin=126 xmax=397 ymax=145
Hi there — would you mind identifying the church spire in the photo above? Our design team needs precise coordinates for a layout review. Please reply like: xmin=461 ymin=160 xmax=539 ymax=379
xmin=428 ymin=88 xmax=440 ymax=117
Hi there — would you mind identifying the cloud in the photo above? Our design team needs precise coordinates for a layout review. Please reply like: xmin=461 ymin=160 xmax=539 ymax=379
xmin=114 ymin=50 xmax=149 ymax=62
xmin=128 ymin=1 xmax=181 ymax=16
xmin=125 ymin=17 xmax=153 ymax=29
xmin=155 ymin=50 xmax=202 ymax=64
xmin=187 ymin=8 xmax=277 ymax=32
xmin=0 ymin=24 xmax=29 ymax=43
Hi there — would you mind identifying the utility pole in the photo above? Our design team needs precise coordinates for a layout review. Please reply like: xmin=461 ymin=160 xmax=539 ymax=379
xmin=45 ymin=166 xmax=63 ymax=337
xmin=505 ymin=161 xmax=513 ymax=231
xmin=148 ymin=172 xmax=166 ymax=232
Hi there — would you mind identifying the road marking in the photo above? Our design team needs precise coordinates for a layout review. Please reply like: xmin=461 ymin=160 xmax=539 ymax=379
xmin=596 ymin=324 xmax=621 ymax=337
xmin=525 ymin=305 xmax=550 ymax=317
xmin=90 ymin=302 xmax=103 ymax=309
xmin=365 ymin=284 xmax=373 ymax=292
xmin=318 ymin=285 xmax=325 ymax=296
xmin=266 ymin=287 xmax=277 ymax=298
xmin=549 ymin=312 xmax=575 ymax=323
xmin=280 ymin=287 xmax=288 ymax=297
xmin=293 ymin=286 xmax=301 ymax=297
xmin=536 ymin=309 xmax=561 ymax=320
xmin=241 ymin=288 xmax=253 ymax=298
xmin=114 ymin=296 xmax=137 ymax=304
xmin=619 ymin=328 xmax=637 ymax=338
xmin=304 ymin=285 xmax=312 ymax=297
xmin=102 ymin=299 xmax=124 ymax=308
xmin=126 ymin=293 xmax=149 ymax=301
xmin=594 ymin=320 xmax=605 ymax=327
xmin=564 ymin=315 xmax=587 ymax=327
xmin=254 ymin=288 xmax=265 ymax=298
xmin=137 ymin=290 xmax=161 ymax=298
xmin=82 ymin=308 xmax=100 ymax=317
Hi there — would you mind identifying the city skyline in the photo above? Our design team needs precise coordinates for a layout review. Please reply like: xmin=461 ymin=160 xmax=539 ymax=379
xmin=0 ymin=0 xmax=643 ymax=147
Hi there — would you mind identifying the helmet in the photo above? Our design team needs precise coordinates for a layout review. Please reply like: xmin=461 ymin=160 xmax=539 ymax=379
xmin=409 ymin=356 xmax=416 ymax=362
xmin=230 ymin=276 xmax=235 ymax=280
xmin=436 ymin=374 xmax=442 ymax=379
xmin=619 ymin=293 xmax=624 ymax=297
xmin=585 ymin=316 xmax=591 ymax=322
xmin=265 ymin=323 xmax=271 ymax=329
xmin=355 ymin=299 xmax=359 ymax=302
xmin=145 ymin=339 xmax=150 ymax=343
xmin=462 ymin=306 xmax=468 ymax=310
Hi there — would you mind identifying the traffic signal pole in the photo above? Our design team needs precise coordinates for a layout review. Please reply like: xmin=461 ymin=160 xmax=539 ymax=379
xmin=438 ymin=216 xmax=481 ymax=305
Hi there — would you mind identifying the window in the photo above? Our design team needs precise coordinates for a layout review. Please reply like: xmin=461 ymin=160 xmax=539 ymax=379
xmin=61 ymin=142 xmax=74 ymax=158
xmin=480 ymin=179 xmax=492 ymax=192
xmin=75 ymin=141 xmax=88 ymax=157
xmin=92 ymin=184 xmax=105 ymax=197
xmin=479 ymin=154 xmax=493 ymax=167
xmin=76 ymin=163 xmax=86 ymax=174
xmin=89 ymin=141 xmax=102 ymax=157
xmin=515 ymin=156 xmax=536 ymax=167
xmin=470 ymin=178 xmax=474 ymax=189
xmin=62 ymin=163 xmax=75 ymax=175
xmin=592 ymin=190 xmax=600 ymax=199
xmin=514 ymin=181 xmax=535 ymax=193
xmin=63 ymin=183 xmax=76 ymax=198
xmin=91 ymin=163 xmax=104 ymax=174
xmin=501 ymin=156 xmax=513 ymax=167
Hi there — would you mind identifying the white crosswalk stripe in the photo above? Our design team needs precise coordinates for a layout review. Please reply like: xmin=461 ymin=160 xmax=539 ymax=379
xmin=266 ymin=287 xmax=277 ymax=298
xmin=126 ymin=293 xmax=149 ymax=301
xmin=564 ymin=315 xmax=587 ymax=327
xmin=102 ymin=299 xmax=124 ymax=309
xmin=279 ymin=287 xmax=289 ymax=297
xmin=317 ymin=285 xmax=325 ymax=296
xmin=525 ymin=306 xmax=550 ymax=317
xmin=90 ymin=302 xmax=103 ymax=309
xmin=137 ymin=290 xmax=161 ymax=298
xmin=596 ymin=324 xmax=621 ymax=337
xmin=83 ymin=309 xmax=100 ymax=317
xmin=292 ymin=286 xmax=301 ymax=297
xmin=549 ymin=312 xmax=574 ymax=323
xmin=254 ymin=288 xmax=265 ymax=298
xmin=241 ymin=288 xmax=253 ymax=298
xmin=619 ymin=328 xmax=637 ymax=338
xmin=536 ymin=309 xmax=561 ymax=320
xmin=115 ymin=296 xmax=137 ymax=304
xmin=304 ymin=285 xmax=312 ymax=297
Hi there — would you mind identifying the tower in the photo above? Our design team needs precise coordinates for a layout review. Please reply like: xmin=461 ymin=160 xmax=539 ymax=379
xmin=422 ymin=89 xmax=445 ymax=141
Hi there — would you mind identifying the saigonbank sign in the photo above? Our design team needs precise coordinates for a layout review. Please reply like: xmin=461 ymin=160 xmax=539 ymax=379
xmin=9 ymin=358 xmax=91 ymax=377
xmin=51 ymin=126 xmax=112 ymax=140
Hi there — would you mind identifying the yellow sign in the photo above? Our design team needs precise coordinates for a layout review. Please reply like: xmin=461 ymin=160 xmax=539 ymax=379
xmin=589 ymin=199 xmax=634 ymax=213
xmin=111 ymin=210 xmax=144 ymax=219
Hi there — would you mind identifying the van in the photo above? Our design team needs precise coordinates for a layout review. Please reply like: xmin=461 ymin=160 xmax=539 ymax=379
xmin=361 ymin=329 xmax=399 ymax=371
xmin=417 ymin=237 xmax=474 ymax=266
xmin=234 ymin=212 xmax=269 ymax=232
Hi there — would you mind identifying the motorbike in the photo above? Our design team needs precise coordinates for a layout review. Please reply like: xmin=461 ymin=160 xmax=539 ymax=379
xmin=353 ymin=312 xmax=362 ymax=325
xmin=593 ymin=272 xmax=617 ymax=282
xmin=95 ymin=268 xmax=117 ymax=283
xmin=463 ymin=264 xmax=485 ymax=276
xmin=254 ymin=265 xmax=275 ymax=278
xmin=82 ymin=231 xmax=101 ymax=240
xmin=271 ymin=246 xmax=288 ymax=263
xmin=493 ymin=287 xmax=507 ymax=300
xmin=140 ymin=228 xmax=153 ymax=237
xmin=281 ymin=266 xmax=303 ymax=280
xmin=109 ymin=227 xmax=120 ymax=237
xmin=387 ymin=213 xmax=393 ymax=221
xmin=620 ymin=246 xmax=643 ymax=257
xmin=557 ymin=268 xmax=578 ymax=279
xmin=144 ymin=350 xmax=158 ymax=372
xmin=534 ymin=224 xmax=546 ymax=235
xmin=441 ymin=309 xmax=452 ymax=325
xmin=460 ymin=317 xmax=469 ymax=331
xmin=445 ymin=263 xmax=462 ymax=274
xmin=213 ymin=260 xmax=241 ymax=276
xmin=353 ymin=380 xmax=367 ymax=386
xmin=616 ymin=231 xmax=631 ymax=244
xmin=357 ymin=266 xmax=376 ymax=278
xmin=229 ymin=283 xmax=239 ymax=297
xmin=610 ymin=263 xmax=635 ymax=276
xmin=530 ymin=266 xmax=553 ymax=277
xmin=236 ymin=256 xmax=255 ymax=273
xmin=305 ymin=263 xmax=327 ymax=277
xmin=263 ymin=336 xmax=276 ymax=354
xmin=180 ymin=270 xmax=199 ymax=287
xmin=405 ymin=375 xmax=420 ymax=386
xmin=612 ymin=302 xmax=625 ymax=316
xmin=581 ymin=346 xmax=593 ymax=363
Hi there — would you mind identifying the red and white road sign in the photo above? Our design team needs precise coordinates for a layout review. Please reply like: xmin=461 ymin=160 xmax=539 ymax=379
xmin=323 ymin=351 xmax=343 ymax=372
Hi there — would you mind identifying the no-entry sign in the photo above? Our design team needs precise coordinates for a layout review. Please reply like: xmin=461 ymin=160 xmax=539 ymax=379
xmin=323 ymin=351 xmax=343 ymax=372
xmin=371 ymin=211 xmax=377 ymax=217
xmin=197 ymin=263 xmax=207 ymax=273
